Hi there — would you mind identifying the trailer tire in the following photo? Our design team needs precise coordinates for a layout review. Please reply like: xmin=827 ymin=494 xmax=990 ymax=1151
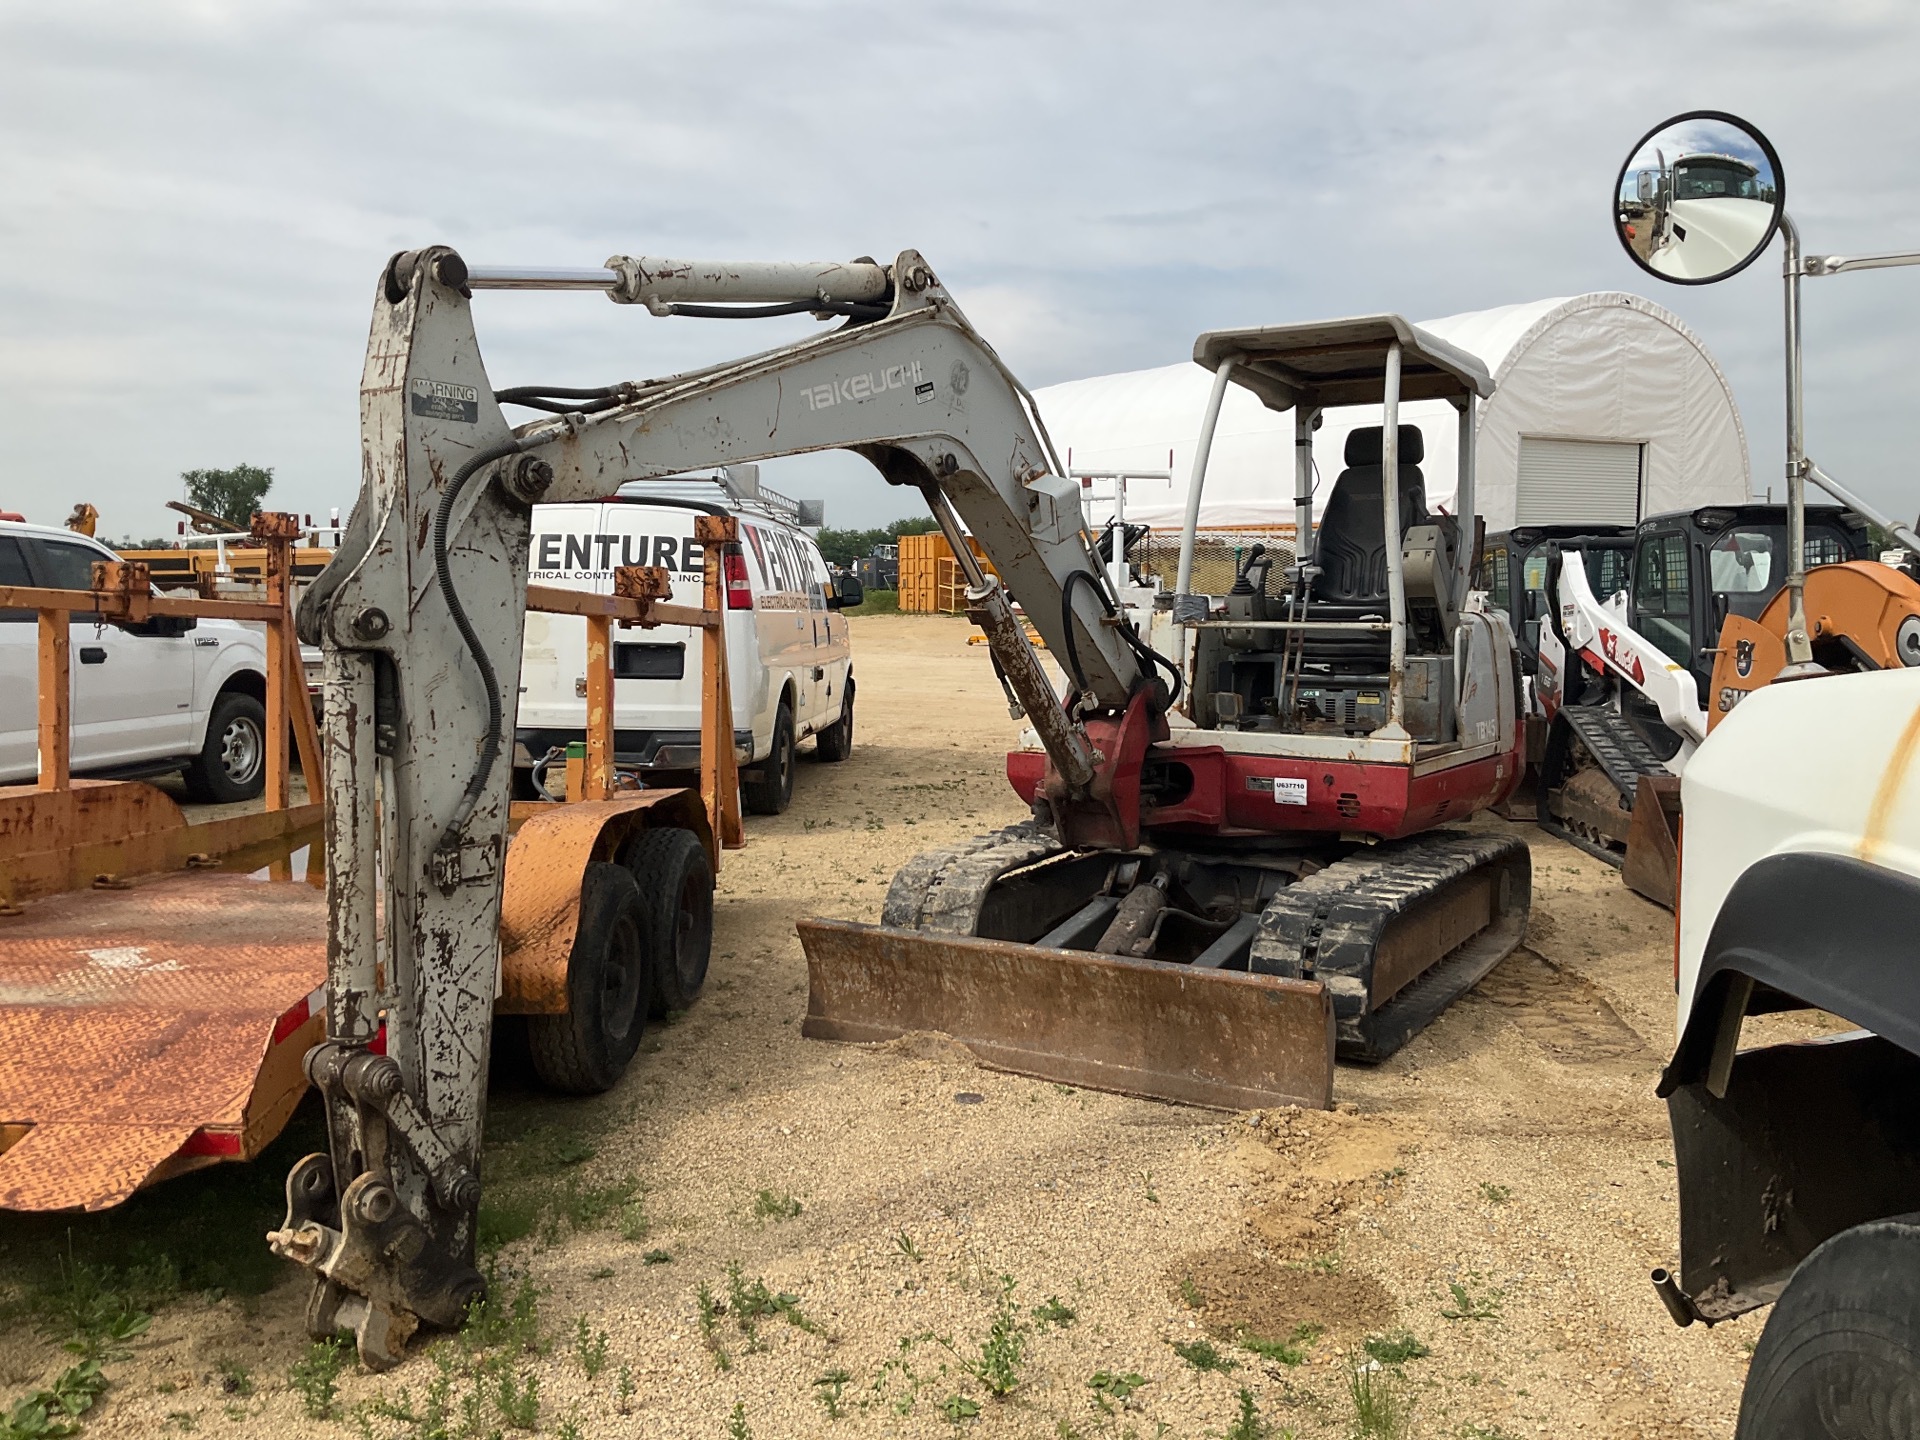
xmin=1735 ymin=1213 xmax=1920 ymax=1439
xmin=815 ymin=682 xmax=853 ymax=763
xmin=527 ymin=862 xmax=650 ymax=1094
xmin=622 ymin=826 xmax=714 ymax=1017
xmin=743 ymin=701 xmax=795 ymax=814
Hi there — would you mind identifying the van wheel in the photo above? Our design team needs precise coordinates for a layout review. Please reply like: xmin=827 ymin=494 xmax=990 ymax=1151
xmin=619 ymin=827 xmax=714 ymax=1016
xmin=815 ymin=683 xmax=854 ymax=763
xmin=528 ymin=863 xmax=649 ymax=1094
xmin=183 ymin=691 xmax=267 ymax=804
xmin=1736 ymin=1213 xmax=1920 ymax=1438
xmin=743 ymin=701 xmax=795 ymax=815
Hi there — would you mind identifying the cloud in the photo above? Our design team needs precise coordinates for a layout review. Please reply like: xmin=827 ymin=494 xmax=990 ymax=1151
xmin=3 ymin=0 xmax=1920 ymax=534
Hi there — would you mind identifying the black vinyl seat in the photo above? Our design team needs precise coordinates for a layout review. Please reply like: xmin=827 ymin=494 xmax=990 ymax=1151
xmin=1311 ymin=425 xmax=1428 ymax=606
xmin=1288 ymin=424 xmax=1427 ymax=668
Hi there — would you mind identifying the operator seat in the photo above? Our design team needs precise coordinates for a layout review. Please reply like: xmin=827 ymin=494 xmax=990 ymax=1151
xmin=1311 ymin=424 xmax=1428 ymax=606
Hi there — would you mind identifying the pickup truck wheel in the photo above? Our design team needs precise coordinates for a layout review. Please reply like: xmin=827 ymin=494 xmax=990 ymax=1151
xmin=814 ymin=683 xmax=854 ymax=763
xmin=743 ymin=701 xmax=795 ymax=815
xmin=527 ymin=862 xmax=649 ymax=1094
xmin=620 ymin=827 xmax=714 ymax=1017
xmin=1736 ymin=1213 xmax=1920 ymax=1438
xmin=183 ymin=691 xmax=267 ymax=804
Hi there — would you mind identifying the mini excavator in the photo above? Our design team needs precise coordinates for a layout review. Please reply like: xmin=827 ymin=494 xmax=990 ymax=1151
xmin=278 ymin=249 xmax=1530 ymax=1364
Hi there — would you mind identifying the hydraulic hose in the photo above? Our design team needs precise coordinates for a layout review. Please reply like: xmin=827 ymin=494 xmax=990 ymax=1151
xmin=1060 ymin=569 xmax=1184 ymax=706
xmin=433 ymin=435 xmax=528 ymax=856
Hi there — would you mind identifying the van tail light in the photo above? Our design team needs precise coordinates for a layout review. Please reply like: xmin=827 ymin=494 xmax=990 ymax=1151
xmin=724 ymin=546 xmax=753 ymax=610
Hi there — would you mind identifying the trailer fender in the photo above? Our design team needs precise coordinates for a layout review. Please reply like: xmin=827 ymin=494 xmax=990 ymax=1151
xmin=498 ymin=792 xmax=712 ymax=1014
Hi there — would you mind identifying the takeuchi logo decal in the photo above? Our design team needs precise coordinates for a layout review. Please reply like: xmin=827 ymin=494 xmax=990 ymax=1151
xmin=802 ymin=361 xmax=926 ymax=410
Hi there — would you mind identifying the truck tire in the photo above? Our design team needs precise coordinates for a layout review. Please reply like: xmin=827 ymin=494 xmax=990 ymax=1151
xmin=182 ymin=690 xmax=267 ymax=804
xmin=743 ymin=700 xmax=795 ymax=815
xmin=527 ymin=862 xmax=650 ymax=1094
xmin=1736 ymin=1214 xmax=1920 ymax=1438
xmin=815 ymin=682 xmax=854 ymax=763
xmin=620 ymin=826 xmax=714 ymax=1017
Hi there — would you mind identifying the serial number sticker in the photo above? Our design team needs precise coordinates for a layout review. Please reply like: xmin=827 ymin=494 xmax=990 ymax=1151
xmin=914 ymin=381 xmax=936 ymax=403
xmin=410 ymin=377 xmax=480 ymax=423
xmin=1271 ymin=777 xmax=1309 ymax=806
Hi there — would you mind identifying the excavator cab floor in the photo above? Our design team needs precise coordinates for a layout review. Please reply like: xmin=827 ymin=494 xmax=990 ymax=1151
xmin=0 ymin=870 xmax=328 ymax=1211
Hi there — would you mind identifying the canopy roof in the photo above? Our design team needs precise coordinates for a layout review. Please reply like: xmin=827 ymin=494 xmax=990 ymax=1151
xmin=1037 ymin=292 xmax=1752 ymax=533
xmin=1194 ymin=314 xmax=1494 ymax=411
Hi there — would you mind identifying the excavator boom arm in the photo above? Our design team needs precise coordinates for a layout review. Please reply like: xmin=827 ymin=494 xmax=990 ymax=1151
xmin=279 ymin=246 xmax=1153 ymax=1362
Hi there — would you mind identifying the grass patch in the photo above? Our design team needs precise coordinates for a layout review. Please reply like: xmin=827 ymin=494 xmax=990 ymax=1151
xmin=1088 ymin=1369 xmax=1148 ymax=1418
xmin=1240 ymin=1322 xmax=1322 ymax=1365
xmin=843 ymin=588 xmax=900 ymax=615
xmin=1477 ymin=1182 xmax=1511 ymax=1205
xmin=1362 ymin=1330 xmax=1430 ymax=1365
xmin=1031 ymin=1295 xmax=1077 ymax=1328
xmin=1349 ymin=1361 xmax=1411 ymax=1439
xmin=751 ymin=1188 xmax=802 ymax=1223
xmin=814 ymin=1368 xmax=851 ymax=1420
xmin=1171 ymin=1338 xmax=1236 ymax=1373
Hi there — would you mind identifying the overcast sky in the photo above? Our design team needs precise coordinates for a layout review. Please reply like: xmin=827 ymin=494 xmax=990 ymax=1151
xmin=4 ymin=0 xmax=1919 ymax=538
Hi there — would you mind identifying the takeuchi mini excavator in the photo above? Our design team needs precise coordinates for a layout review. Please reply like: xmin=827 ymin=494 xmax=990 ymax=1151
xmin=804 ymin=317 xmax=1534 ymax=1086
xmin=279 ymin=248 xmax=1531 ymax=1365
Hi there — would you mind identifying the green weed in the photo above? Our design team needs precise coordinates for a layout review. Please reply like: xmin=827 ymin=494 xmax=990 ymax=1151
xmin=697 ymin=1285 xmax=731 ymax=1372
xmin=941 ymin=1394 xmax=981 ymax=1421
xmin=814 ymin=1368 xmax=851 ymax=1420
xmin=289 ymin=1338 xmax=348 ymax=1420
xmin=1223 ymin=1387 xmax=1279 ymax=1440
xmin=1440 ymin=1280 xmax=1502 ymax=1322
xmin=214 ymin=1360 xmax=253 ymax=1397
xmin=728 ymin=1400 xmax=752 ymax=1439
xmin=571 ymin=1316 xmax=610 ymax=1379
xmin=614 ymin=1365 xmax=636 ymax=1414
xmin=1362 ymin=1330 xmax=1430 ymax=1365
xmin=1088 ymin=1369 xmax=1148 ymax=1417
xmin=964 ymin=1276 xmax=1028 ymax=1397
xmin=752 ymin=1188 xmax=803 ymax=1222
xmin=1348 ymin=1362 xmax=1410 ymax=1439
xmin=1240 ymin=1323 xmax=1322 ymax=1365
xmin=1477 ymin=1182 xmax=1511 ymax=1205
xmin=1172 ymin=1338 xmax=1236 ymax=1373
xmin=1031 ymin=1296 xmax=1077 ymax=1329
xmin=0 ymin=1358 xmax=109 ymax=1440
xmin=895 ymin=1230 xmax=924 ymax=1263
xmin=491 ymin=1370 xmax=539 ymax=1430
xmin=642 ymin=1249 xmax=673 ymax=1266
xmin=1178 ymin=1275 xmax=1204 ymax=1309
xmin=725 ymin=1263 xmax=821 ymax=1338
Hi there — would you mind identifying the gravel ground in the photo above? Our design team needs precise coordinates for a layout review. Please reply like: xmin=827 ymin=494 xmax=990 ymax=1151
xmin=0 ymin=613 xmax=1759 ymax=1439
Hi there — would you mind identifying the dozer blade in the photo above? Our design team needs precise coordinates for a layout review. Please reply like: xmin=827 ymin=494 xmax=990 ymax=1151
xmin=797 ymin=919 xmax=1334 ymax=1111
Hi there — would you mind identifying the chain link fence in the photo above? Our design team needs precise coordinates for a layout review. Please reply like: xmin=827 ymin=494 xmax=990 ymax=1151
xmin=1131 ymin=528 xmax=1298 ymax=598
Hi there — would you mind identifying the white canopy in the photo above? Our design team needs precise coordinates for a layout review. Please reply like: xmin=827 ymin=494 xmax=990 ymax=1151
xmin=1036 ymin=292 xmax=1752 ymax=533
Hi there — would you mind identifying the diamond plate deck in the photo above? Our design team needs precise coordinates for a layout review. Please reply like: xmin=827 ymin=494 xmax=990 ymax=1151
xmin=0 ymin=870 xmax=327 ymax=1210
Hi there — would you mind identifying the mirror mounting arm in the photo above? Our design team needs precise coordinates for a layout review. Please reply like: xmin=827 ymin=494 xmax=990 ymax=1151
xmin=1804 ymin=250 xmax=1920 ymax=277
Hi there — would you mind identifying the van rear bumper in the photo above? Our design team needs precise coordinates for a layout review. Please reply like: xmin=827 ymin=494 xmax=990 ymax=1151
xmin=514 ymin=727 xmax=755 ymax=772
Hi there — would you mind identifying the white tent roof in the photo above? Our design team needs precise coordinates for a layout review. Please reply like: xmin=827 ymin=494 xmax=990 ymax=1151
xmin=1036 ymin=292 xmax=1752 ymax=533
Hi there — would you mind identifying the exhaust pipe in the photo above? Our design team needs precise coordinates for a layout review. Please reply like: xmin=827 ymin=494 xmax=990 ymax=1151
xmin=1650 ymin=1268 xmax=1696 ymax=1328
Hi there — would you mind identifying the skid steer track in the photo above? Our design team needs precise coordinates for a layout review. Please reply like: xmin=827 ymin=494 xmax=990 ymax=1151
xmin=1250 ymin=829 xmax=1532 ymax=1061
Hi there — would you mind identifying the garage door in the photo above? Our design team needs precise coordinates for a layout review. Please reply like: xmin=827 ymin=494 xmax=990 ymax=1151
xmin=1514 ymin=437 xmax=1643 ymax=526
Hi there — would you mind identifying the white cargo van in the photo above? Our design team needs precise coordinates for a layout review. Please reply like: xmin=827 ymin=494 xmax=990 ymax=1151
xmin=514 ymin=476 xmax=859 ymax=814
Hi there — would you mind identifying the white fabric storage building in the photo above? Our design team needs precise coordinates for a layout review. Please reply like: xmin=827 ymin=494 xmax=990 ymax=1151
xmin=1034 ymin=292 xmax=1752 ymax=534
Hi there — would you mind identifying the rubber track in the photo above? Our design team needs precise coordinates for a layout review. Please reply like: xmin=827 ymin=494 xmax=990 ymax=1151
xmin=1541 ymin=705 xmax=1675 ymax=868
xmin=880 ymin=822 xmax=1061 ymax=935
xmin=1249 ymin=829 xmax=1531 ymax=1061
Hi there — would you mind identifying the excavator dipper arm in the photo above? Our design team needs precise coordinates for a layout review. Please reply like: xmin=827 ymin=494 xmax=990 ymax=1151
xmin=274 ymin=246 xmax=1155 ymax=1365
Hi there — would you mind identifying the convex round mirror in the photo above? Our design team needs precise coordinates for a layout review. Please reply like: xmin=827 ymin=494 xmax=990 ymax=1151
xmin=1615 ymin=111 xmax=1784 ymax=284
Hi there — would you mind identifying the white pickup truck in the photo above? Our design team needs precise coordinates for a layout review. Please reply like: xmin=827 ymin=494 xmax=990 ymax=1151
xmin=0 ymin=520 xmax=271 ymax=802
